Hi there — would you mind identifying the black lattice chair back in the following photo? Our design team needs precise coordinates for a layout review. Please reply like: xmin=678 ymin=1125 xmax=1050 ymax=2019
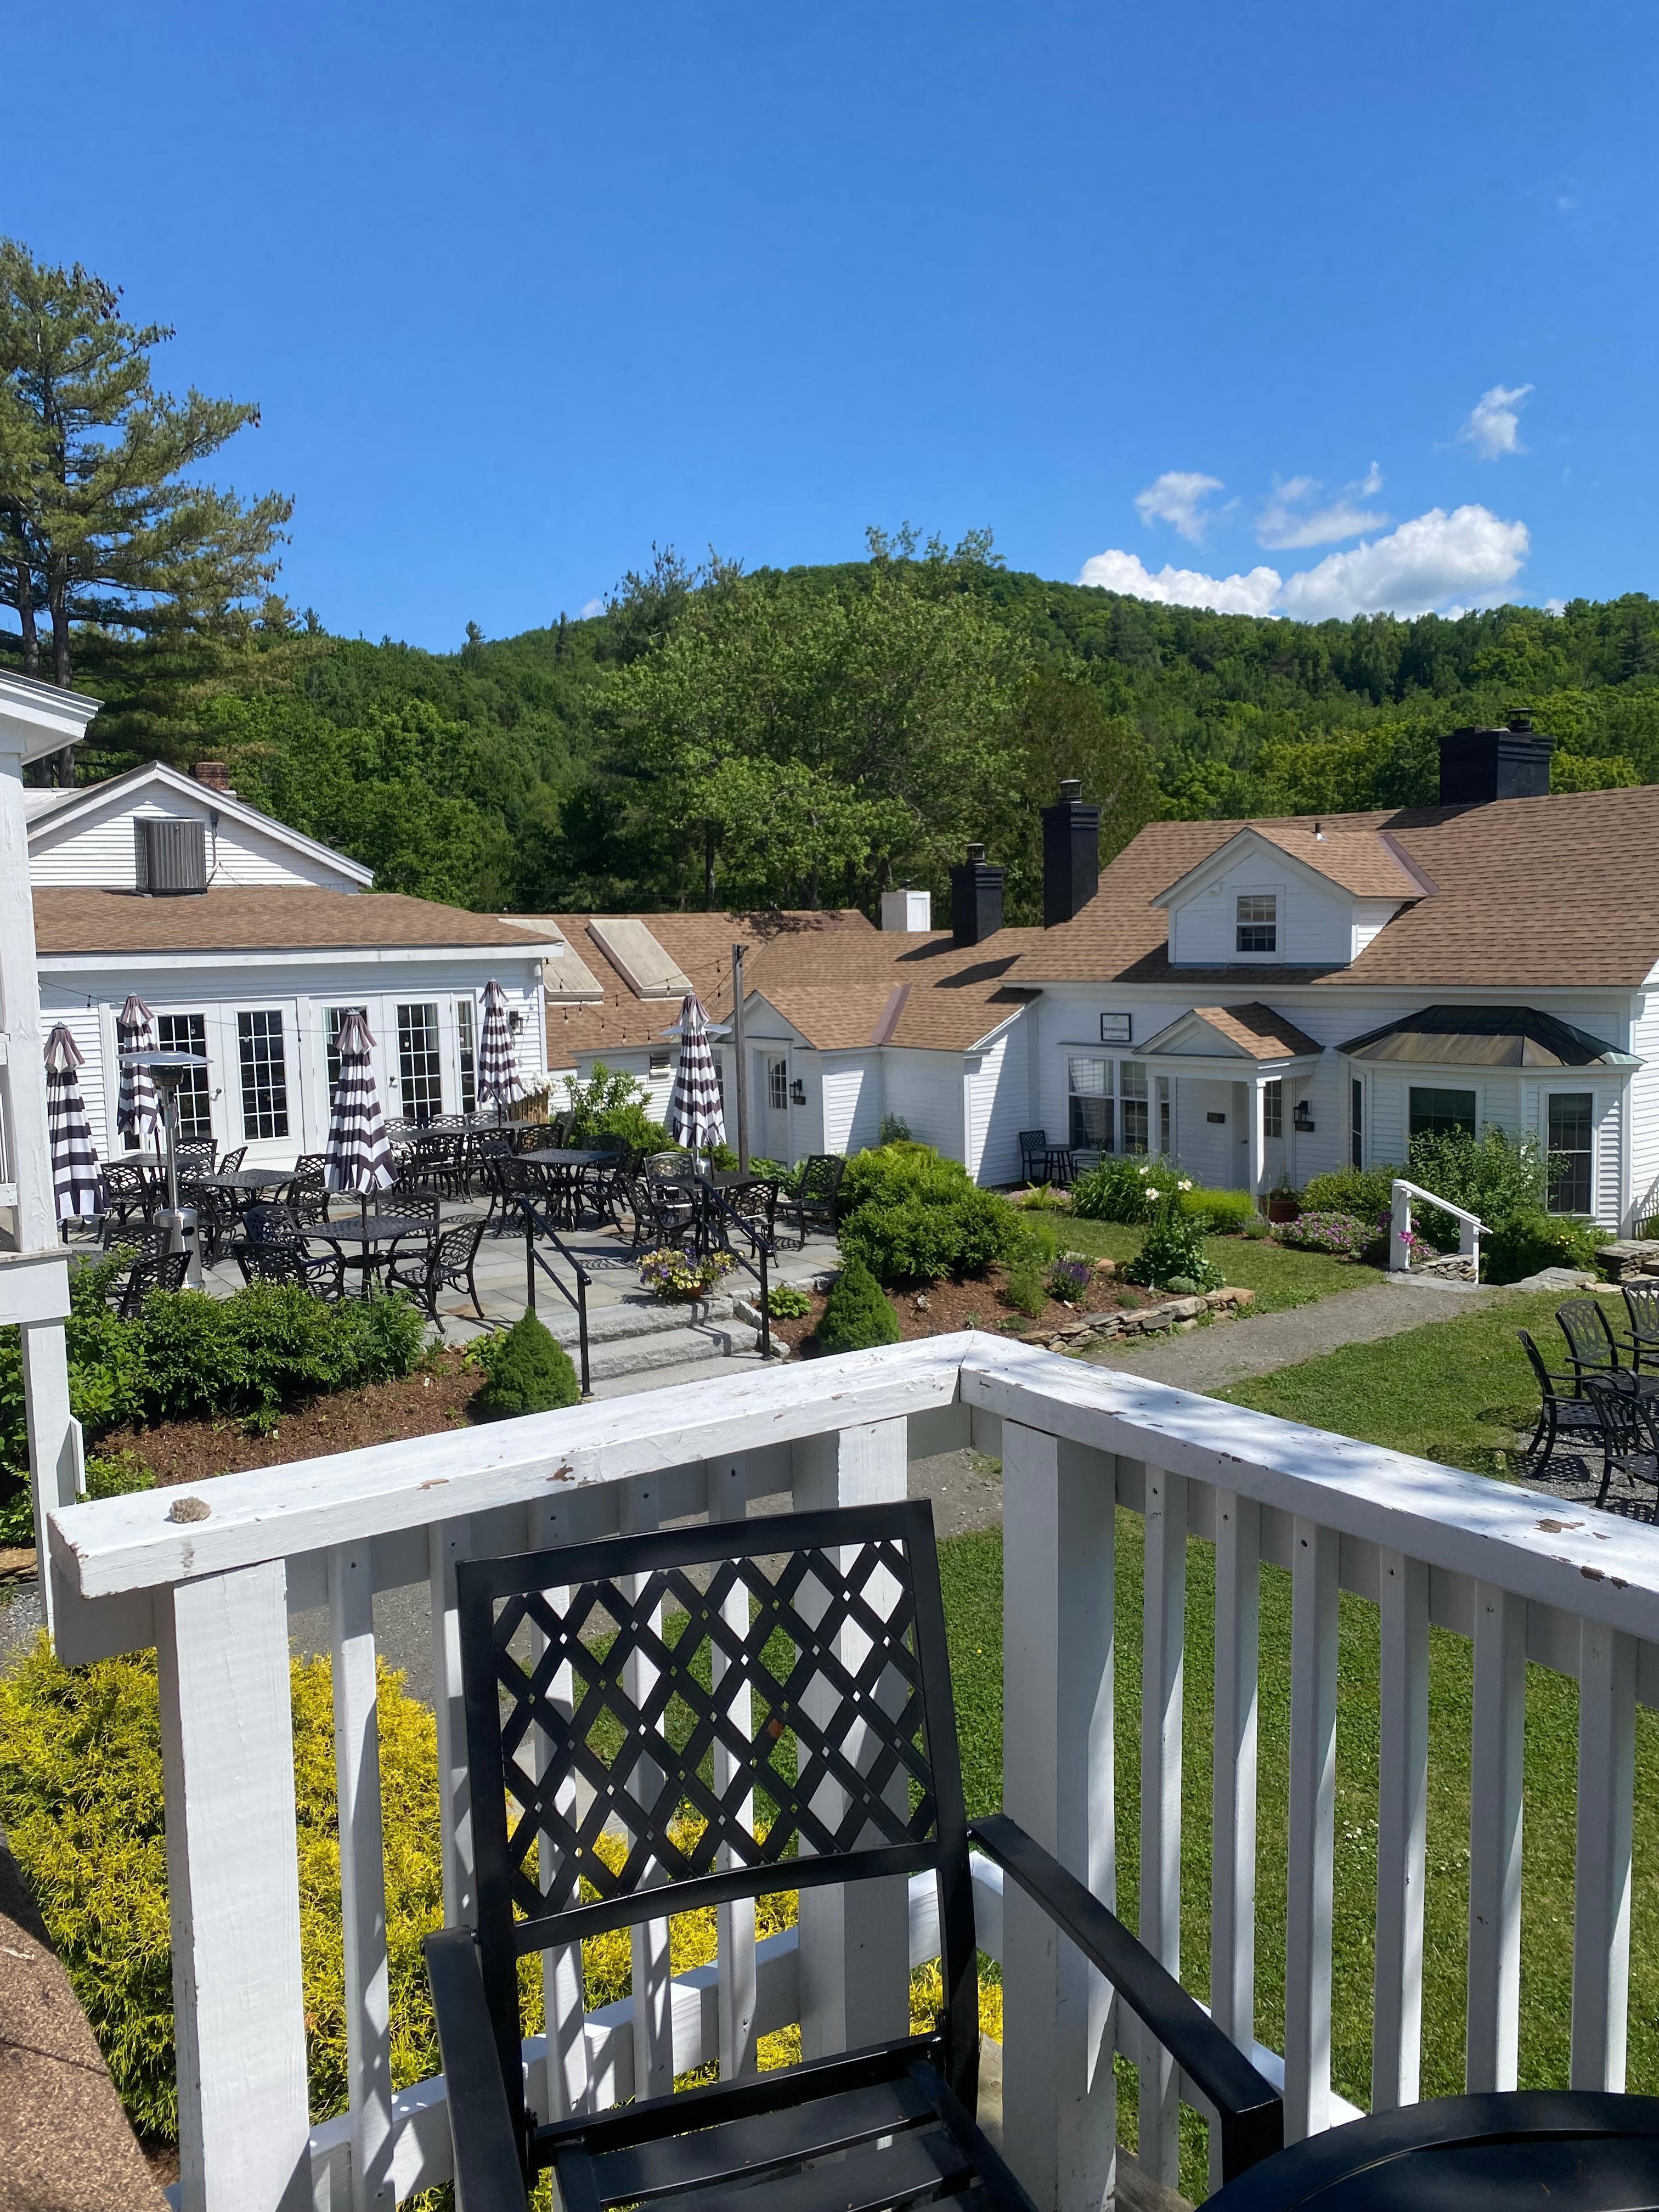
xmin=457 ymin=1501 xmax=978 ymax=2138
xmin=1625 ymin=1281 xmax=1659 ymax=1352
xmin=1558 ymin=1296 xmax=1620 ymax=1382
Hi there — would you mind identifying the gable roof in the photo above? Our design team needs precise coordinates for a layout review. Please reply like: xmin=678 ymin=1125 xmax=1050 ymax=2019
xmin=1011 ymin=785 xmax=1659 ymax=990
xmin=26 ymin=760 xmax=374 ymax=889
xmin=32 ymin=887 xmax=557 ymax=958
xmin=1137 ymin=1003 xmax=1325 ymax=1062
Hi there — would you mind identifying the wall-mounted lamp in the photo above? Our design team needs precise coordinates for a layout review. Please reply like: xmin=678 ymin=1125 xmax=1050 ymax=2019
xmin=790 ymin=1077 xmax=806 ymax=1106
xmin=507 ymin=1009 xmax=524 ymax=1034
xmin=1293 ymin=1099 xmax=1314 ymax=1132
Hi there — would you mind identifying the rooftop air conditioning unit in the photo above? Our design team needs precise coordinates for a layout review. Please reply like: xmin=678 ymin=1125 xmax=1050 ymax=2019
xmin=136 ymin=816 xmax=208 ymax=895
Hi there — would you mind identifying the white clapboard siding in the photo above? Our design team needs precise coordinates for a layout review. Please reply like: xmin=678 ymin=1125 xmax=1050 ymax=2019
xmin=46 ymin=1334 xmax=1659 ymax=2212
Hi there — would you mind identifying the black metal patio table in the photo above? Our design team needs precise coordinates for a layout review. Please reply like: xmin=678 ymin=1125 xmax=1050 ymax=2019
xmin=193 ymin=1168 xmax=296 ymax=1194
xmin=517 ymin=1148 xmax=612 ymax=1228
xmin=1205 ymin=2090 xmax=1659 ymax=2208
xmin=316 ymin=1212 xmax=438 ymax=1297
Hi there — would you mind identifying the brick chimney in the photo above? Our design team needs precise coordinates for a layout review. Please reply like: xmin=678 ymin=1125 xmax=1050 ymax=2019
xmin=949 ymin=844 xmax=1004 ymax=947
xmin=191 ymin=759 xmax=234 ymax=795
xmin=1041 ymin=777 xmax=1100 ymax=926
xmin=1437 ymin=716 xmax=1553 ymax=806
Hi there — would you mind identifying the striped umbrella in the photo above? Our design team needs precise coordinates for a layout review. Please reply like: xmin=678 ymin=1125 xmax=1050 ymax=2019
xmin=116 ymin=994 xmax=161 ymax=1144
xmin=324 ymin=1010 xmax=394 ymax=1198
xmin=44 ymin=1025 xmax=105 ymax=1222
xmin=477 ymin=979 xmax=524 ymax=1117
xmin=669 ymin=992 xmax=725 ymax=1159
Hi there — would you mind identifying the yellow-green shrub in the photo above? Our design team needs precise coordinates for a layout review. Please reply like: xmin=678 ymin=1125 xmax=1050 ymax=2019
xmin=0 ymin=1638 xmax=996 ymax=2146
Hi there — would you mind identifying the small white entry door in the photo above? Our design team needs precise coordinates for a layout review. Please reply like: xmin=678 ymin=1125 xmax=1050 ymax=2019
xmin=759 ymin=1052 xmax=791 ymax=1161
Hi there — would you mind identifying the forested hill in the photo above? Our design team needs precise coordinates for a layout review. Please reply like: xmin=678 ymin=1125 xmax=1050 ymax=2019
xmin=14 ymin=545 xmax=1659 ymax=923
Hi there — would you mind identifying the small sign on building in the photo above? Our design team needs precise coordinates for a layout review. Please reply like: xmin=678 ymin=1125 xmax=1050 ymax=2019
xmin=1099 ymin=1012 xmax=1132 ymax=1044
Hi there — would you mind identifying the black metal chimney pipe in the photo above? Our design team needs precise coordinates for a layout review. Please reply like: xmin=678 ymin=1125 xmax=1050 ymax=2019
xmin=1041 ymin=777 xmax=1100 ymax=926
xmin=950 ymin=844 xmax=1005 ymax=946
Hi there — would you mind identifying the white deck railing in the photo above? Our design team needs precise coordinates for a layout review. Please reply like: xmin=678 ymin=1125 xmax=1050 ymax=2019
xmin=46 ymin=1333 xmax=1659 ymax=2212
xmin=1389 ymin=1175 xmax=1485 ymax=1274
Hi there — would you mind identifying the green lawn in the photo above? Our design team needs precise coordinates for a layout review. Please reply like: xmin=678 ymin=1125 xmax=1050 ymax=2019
xmin=1031 ymin=1214 xmax=1386 ymax=1314
xmin=935 ymin=1287 xmax=1659 ymax=2196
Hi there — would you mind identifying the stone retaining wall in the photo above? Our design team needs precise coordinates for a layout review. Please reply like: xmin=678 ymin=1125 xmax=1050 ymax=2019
xmin=1027 ymin=1284 xmax=1255 ymax=1352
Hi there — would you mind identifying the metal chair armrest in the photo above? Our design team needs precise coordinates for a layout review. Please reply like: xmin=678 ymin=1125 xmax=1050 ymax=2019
xmin=968 ymin=1813 xmax=1283 ymax=2182
xmin=424 ymin=1926 xmax=529 ymax=2212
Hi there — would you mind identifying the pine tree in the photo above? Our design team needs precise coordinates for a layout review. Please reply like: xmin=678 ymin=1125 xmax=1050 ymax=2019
xmin=0 ymin=238 xmax=291 ymax=759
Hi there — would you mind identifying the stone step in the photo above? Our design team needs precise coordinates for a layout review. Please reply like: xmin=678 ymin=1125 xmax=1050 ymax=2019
xmin=540 ymin=1296 xmax=730 ymax=1348
xmin=584 ymin=1319 xmax=761 ymax=1383
xmin=588 ymin=1346 xmax=778 ymax=1400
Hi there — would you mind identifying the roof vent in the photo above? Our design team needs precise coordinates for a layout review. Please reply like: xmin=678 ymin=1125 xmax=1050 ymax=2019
xmin=136 ymin=816 xmax=208 ymax=895
xmin=950 ymin=844 xmax=1005 ymax=947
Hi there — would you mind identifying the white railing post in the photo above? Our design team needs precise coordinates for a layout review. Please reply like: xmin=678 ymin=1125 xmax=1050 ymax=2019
xmin=528 ymin=1489 xmax=595 ymax=2124
xmin=791 ymin=1417 xmax=911 ymax=2057
xmin=1372 ymin=1550 xmax=1429 ymax=2112
xmin=1571 ymin=1621 xmax=1637 ymax=2091
xmin=1284 ymin=1519 xmax=1339 ymax=2142
xmin=707 ymin=1453 xmax=758 ymax=2081
xmin=20 ymin=1312 xmax=83 ymax=1632
xmin=1139 ymin=1464 xmax=1187 ymax=2187
xmin=1001 ymin=1423 xmax=1117 ymax=2212
xmin=1389 ymin=1183 xmax=1411 ymax=1272
xmin=620 ymin=1474 xmax=675 ymax=2101
xmin=1210 ymin=1487 xmax=1260 ymax=2191
xmin=428 ymin=1516 xmax=476 ymax=1928
xmin=157 ymin=1561 xmax=311 ymax=2212
xmin=328 ymin=1542 xmax=394 ymax=2211
xmin=1466 ymin=1583 xmax=1526 ymax=2092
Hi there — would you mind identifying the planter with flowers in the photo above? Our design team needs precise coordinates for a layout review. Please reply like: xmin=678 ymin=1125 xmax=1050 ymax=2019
xmin=638 ymin=1247 xmax=737 ymax=1305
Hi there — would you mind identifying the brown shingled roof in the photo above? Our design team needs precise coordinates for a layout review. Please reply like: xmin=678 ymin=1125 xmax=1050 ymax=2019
xmin=33 ymin=886 xmax=557 ymax=955
xmin=1011 ymin=785 xmax=1659 ymax=989
xmin=1184 ymin=1004 xmax=1326 ymax=1059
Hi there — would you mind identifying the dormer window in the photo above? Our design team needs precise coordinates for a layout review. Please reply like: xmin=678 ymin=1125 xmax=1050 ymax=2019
xmin=1236 ymin=893 xmax=1277 ymax=954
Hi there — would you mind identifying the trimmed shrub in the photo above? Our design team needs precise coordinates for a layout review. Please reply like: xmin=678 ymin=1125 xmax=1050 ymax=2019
xmin=815 ymin=1260 xmax=901 ymax=1354
xmin=1301 ymin=1164 xmax=1401 ymax=1218
xmin=838 ymin=1144 xmax=1020 ymax=1285
xmin=471 ymin=1313 xmax=582 ymax=1417
xmin=1184 ymin=1187 xmax=1257 ymax=1233
xmin=1123 ymin=1190 xmax=1223 ymax=1293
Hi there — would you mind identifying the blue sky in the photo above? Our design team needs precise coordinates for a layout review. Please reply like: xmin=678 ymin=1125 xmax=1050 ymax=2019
xmin=6 ymin=1 xmax=1657 ymax=647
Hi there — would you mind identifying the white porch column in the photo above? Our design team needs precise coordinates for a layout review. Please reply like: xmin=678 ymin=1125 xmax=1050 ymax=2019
xmin=1248 ymin=1074 xmax=1266 ymax=1202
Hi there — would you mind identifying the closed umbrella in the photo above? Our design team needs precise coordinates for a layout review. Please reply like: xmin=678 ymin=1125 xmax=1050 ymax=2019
xmin=44 ymin=1026 xmax=105 ymax=1223
xmin=324 ymin=1011 xmax=394 ymax=1202
xmin=669 ymin=992 xmax=725 ymax=1163
xmin=477 ymin=979 xmax=524 ymax=1120
xmin=116 ymin=994 xmax=161 ymax=1146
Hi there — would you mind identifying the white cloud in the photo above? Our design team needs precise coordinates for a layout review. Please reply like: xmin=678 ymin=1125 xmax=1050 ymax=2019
xmin=1078 ymin=503 xmax=1528 ymax=622
xmin=1545 ymin=597 xmax=1567 ymax=616
xmin=578 ymin=596 xmax=605 ymax=619
xmin=1458 ymin=382 xmax=1533 ymax=460
xmin=1133 ymin=470 xmax=1225 ymax=544
xmin=1075 ymin=546 xmax=1282 ymax=617
xmin=1256 ymin=469 xmax=1390 ymax=550
xmin=1277 ymin=505 xmax=1530 ymax=620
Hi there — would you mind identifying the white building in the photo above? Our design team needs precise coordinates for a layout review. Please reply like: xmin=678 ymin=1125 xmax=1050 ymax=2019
xmin=28 ymin=758 xmax=555 ymax=1164
xmin=545 ymin=725 xmax=1659 ymax=1231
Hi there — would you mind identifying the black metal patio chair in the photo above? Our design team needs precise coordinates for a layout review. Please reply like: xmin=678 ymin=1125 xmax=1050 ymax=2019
xmin=1556 ymin=1297 xmax=1659 ymax=1400
xmin=1585 ymin=1377 xmax=1659 ymax=1517
xmin=109 ymin=1246 xmax=190 ymax=1317
xmin=1623 ymin=1282 xmax=1659 ymax=1378
xmin=1017 ymin=1128 xmax=1049 ymax=1184
xmin=424 ymin=1500 xmax=1283 ymax=2212
xmin=174 ymin=1136 xmax=218 ymax=1178
xmin=99 ymin=1161 xmax=159 ymax=1249
xmin=233 ymin=1203 xmax=346 ymax=1299
xmin=1517 ymin=1329 xmax=1609 ymax=1481
xmin=385 ymin=1217 xmax=487 ymax=1328
xmin=778 ymin=1153 xmax=845 ymax=1248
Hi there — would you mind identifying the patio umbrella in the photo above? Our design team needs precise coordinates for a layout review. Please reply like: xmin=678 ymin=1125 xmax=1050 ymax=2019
xmin=324 ymin=1009 xmax=394 ymax=1202
xmin=477 ymin=978 xmax=524 ymax=1119
xmin=44 ymin=1025 xmax=105 ymax=1222
xmin=116 ymin=994 xmax=161 ymax=1144
xmin=669 ymin=991 xmax=725 ymax=1162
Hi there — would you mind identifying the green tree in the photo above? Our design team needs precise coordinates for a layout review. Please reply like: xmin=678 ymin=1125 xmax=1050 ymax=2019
xmin=0 ymin=239 xmax=290 ymax=720
xmin=991 ymin=669 xmax=1158 ymax=920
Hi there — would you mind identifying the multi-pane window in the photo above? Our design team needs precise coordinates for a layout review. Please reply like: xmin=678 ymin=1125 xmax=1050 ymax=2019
xmin=1350 ymin=1078 xmax=1364 ymax=1170
xmin=1548 ymin=1092 xmax=1594 ymax=1215
xmin=456 ymin=998 xmax=477 ymax=1115
xmin=326 ymin=1006 xmax=368 ymax=1099
xmin=1263 ymin=1079 xmax=1284 ymax=1141
xmin=1159 ymin=1077 xmax=1171 ymax=1156
xmin=1119 ymin=1060 xmax=1149 ymax=1153
xmin=156 ymin=1013 xmax=213 ymax=1142
xmin=1235 ymin=893 xmax=1277 ymax=954
xmin=237 ymin=1011 xmax=290 ymax=1141
xmin=1408 ymin=1086 xmax=1477 ymax=1142
xmin=1067 ymin=1057 xmax=1114 ymax=1153
xmin=397 ymin=1002 xmax=443 ymax=1124
xmin=768 ymin=1057 xmax=789 ymax=1112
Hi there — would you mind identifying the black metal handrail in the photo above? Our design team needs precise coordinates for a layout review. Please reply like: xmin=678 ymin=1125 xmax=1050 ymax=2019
xmin=517 ymin=1197 xmax=593 ymax=1397
xmin=698 ymin=1181 xmax=774 ymax=1360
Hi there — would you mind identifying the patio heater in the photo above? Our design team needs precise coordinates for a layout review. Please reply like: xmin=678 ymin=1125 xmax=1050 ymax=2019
xmin=125 ymin=1049 xmax=208 ymax=1287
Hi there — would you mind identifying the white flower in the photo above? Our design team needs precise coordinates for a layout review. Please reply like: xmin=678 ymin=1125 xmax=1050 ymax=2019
xmin=1178 ymin=1178 xmax=1193 ymax=1191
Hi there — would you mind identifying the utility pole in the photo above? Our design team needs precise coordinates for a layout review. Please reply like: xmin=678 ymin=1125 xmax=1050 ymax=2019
xmin=731 ymin=944 xmax=749 ymax=1171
